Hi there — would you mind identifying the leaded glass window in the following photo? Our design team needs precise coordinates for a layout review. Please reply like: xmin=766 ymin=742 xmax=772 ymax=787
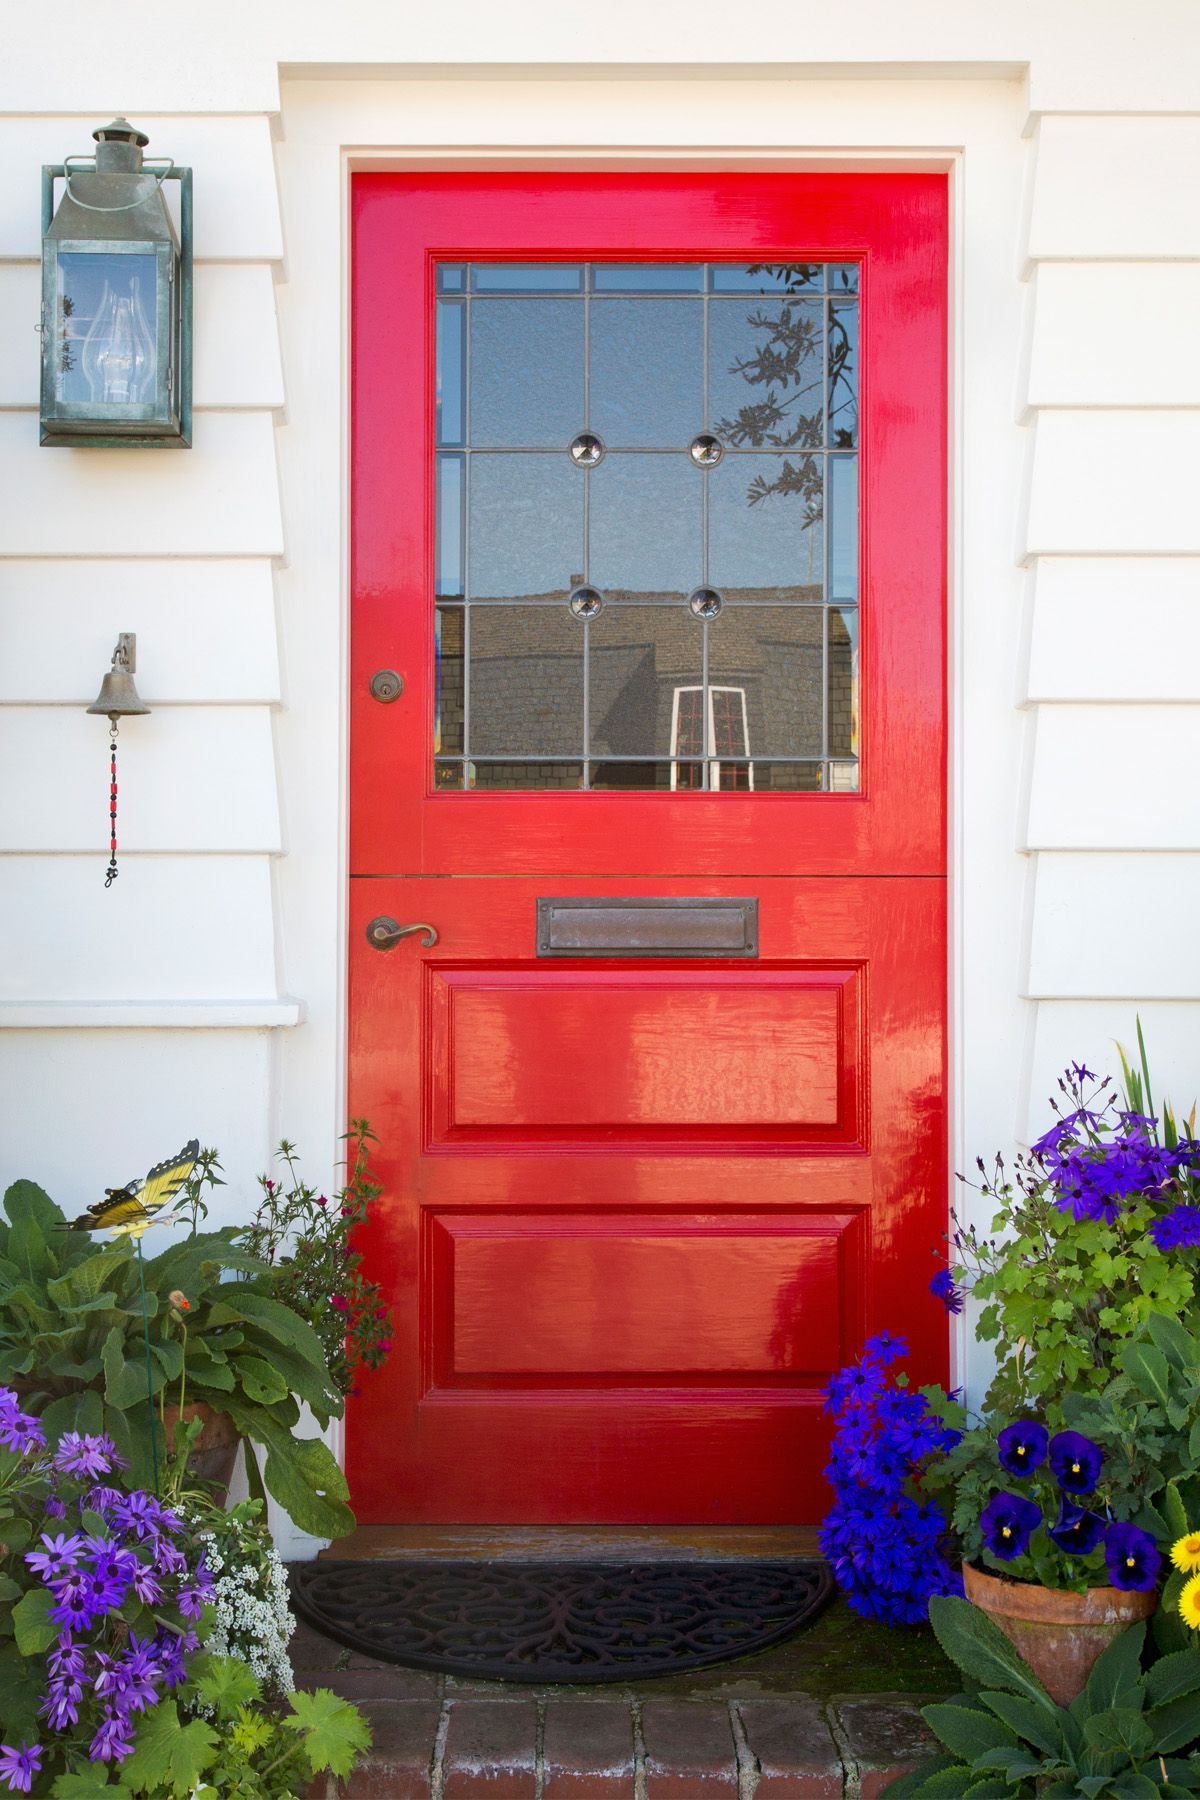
xmin=434 ymin=262 xmax=859 ymax=792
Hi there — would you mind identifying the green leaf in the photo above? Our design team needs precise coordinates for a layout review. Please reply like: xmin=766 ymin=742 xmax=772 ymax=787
xmin=13 ymin=1585 xmax=58 ymax=1653
xmin=1144 ymin=1648 xmax=1200 ymax=1708
xmin=960 ymin=1783 xmax=1012 ymax=1798
xmin=102 ymin=1322 xmax=161 ymax=1411
xmin=978 ymin=1690 xmax=1070 ymax=1758
xmin=1149 ymin=1690 xmax=1200 ymax=1754
xmin=186 ymin=1651 xmax=261 ymax=1719
xmin=1083 ymin=1706 xmax=1154 ymax=1758
xmin=1147 ymin=1311 xmax=1200 ymax=1373
xmin=1164 ymin=1482 xmax=1192 ymax=1543
xmin=0 ymin=1517 xmax=31 ymax=1555
xmin=284 ymin=1687 xmax=372 ymax=1777
xmin=120 ymin=1700 xmax=218 ymax=1796
xmin=0 ymin=1641 xmax=43 ymax=1736
xmin=1109 ymin=1777 xmax=1163 ymax=1800
xmin=4 ymin=1178 xmax=64 ymax=1272
xmin=52 ymin=1774 xmax=122 ymax=1797
xmin=922 ymin=1702 xmax=1017 ymax=1762
xmin=926 ymin=1596 xmax=1054 ymax=1706
xmin=1120 ymin=1341 xmax=1172 ymax=1409
xmin=226 ymin=1407 xmax=354 ymax=1538
xmin=1085 ymin=1619 xmax=1146 ymax=1713
xmin=80 ymin=1508 xmax=109 ymax=1539
xmin=233 ymin=1353 xmax=289 ymax=1404
xmin=1188 ymin=1416 xmax=1200 ymax=1467
xmin=224 ymin=1289 xmax=331 ymax=1367
xmin=910 ymin=1767 xmax=979 ymax=1798
xmin=37 ymin=1388 xmax=104 ymax=1445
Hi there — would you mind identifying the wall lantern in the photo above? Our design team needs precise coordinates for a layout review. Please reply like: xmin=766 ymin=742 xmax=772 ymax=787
xmin=40 ymin=118 xmax=191 ymax=448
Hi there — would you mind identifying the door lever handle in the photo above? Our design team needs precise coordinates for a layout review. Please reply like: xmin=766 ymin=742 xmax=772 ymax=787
xmin=366 ymin=916 xmax=439 ymax=950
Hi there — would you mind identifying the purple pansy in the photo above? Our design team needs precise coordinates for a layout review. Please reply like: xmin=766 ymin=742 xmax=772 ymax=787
xmin=1104 ymin=1521 xmax=1161 ymax=1592
xmin=1049 ymin=1430 xmax=1104 ymax=1494
xmin=1046 ymin=1499 xmax=1106 ymax=1555
xmin=981 ymin=1492 xmax=1042 ymax=1561
xmin=997 ymin=1420 xmax=1048 ymax=1479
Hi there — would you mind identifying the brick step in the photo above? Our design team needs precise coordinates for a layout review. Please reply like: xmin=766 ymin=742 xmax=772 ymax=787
xmin=303 ymin=1688 xmax=936 ymax=1799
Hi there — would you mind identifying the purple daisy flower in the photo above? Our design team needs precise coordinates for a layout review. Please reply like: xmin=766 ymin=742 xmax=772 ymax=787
xmin=929 ymin=1269 xmax=965 ymax=1314
xmin=24 ymin=1532 xmax=83 ymax=1582
xmin=89 ymin=1710 xmax=134 ymax=1764
xmin=1149 ymin=1203 xmax=1200 ymax=1253
xmin=0 ymin=1741 xmax=42 ymax=1795
xmin=53 ymin=1432 xmax=121 ymax=1480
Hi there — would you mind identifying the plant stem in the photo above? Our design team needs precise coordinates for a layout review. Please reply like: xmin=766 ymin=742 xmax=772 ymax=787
xmin=136 ymin=1238 xmax=159 ymax=1496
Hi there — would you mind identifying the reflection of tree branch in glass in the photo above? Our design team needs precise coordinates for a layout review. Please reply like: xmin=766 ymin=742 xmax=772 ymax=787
xmin=714 ymin=265 xmax=857 ymax=550
xmin=81 ymin=275 xmax=156 ymax=404
xmin=58 ymin=294 xmax=76 ymax=375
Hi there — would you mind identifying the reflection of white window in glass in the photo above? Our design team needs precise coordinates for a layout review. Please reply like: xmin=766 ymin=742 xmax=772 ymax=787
xmin=670 ymin=686 xmax=753 ymax=791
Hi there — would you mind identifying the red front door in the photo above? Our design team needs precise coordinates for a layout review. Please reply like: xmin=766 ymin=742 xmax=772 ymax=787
xmin=349 ymin=173 xmax=947 ymax=1523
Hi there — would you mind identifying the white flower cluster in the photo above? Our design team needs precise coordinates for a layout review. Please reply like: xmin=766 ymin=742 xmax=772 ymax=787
xmin=195 ymin=1515 xmax=297 ymax=1701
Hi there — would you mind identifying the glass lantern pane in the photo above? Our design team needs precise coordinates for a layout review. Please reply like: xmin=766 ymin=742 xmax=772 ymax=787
xmin=55 ymin=252 xmax=159 ymax=406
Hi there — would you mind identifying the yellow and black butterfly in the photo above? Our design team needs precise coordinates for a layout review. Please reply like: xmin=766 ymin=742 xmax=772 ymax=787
xmin=61 ymin=1140 xmax=200 ymax=1238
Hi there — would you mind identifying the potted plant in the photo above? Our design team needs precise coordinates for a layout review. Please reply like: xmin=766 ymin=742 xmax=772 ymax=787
xmin=824 ymin=1039 xmax=1200 ymax=1704
xmin=0 ymin=1175 xmax=354 ymax=1539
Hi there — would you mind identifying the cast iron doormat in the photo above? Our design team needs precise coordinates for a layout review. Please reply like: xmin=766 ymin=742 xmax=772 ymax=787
xmin=290 ymin=1558 xmax=834 ymax=1683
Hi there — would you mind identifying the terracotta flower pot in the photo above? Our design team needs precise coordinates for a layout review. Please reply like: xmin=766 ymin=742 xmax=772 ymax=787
xmin=161 ymin=1400 xmax=240 ymax=1506
xmin=963 ymin=1561 xmax=1156 ymax=1706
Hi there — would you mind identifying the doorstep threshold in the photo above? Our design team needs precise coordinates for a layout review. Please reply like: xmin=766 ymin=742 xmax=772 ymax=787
xmin=319 ymin=1524 xmax=822 ymax=1562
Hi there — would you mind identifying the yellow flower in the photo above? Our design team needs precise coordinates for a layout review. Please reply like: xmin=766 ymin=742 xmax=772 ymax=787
xmin=1171 ymin=1532 xmax=1200 ymax=1575
xmin=1178 ymin=1572 xmax=1200 ymax=1630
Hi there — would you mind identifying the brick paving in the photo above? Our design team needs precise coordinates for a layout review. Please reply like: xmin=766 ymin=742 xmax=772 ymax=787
xmin=295 ymin=1621 xmax=939 ymax=1799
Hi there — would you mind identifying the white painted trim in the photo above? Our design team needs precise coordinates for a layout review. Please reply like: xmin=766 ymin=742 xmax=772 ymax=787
xmin=0 ymin=1000 xmax=302 ymax=1028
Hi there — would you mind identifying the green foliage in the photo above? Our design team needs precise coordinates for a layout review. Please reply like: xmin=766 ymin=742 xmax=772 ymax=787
xmin=0 ymin=1178 xmax=352 ymax=1538
xmin=44 ymin=1659 xmax=372 ymax=1798
xmin=240 ymin=1122 xmax=394 ymax=1397
xmin=951 ymin=1045 xmax=1199 ymax=1427
xmin=884 ymin=1600 xmax=1200 ymax=1797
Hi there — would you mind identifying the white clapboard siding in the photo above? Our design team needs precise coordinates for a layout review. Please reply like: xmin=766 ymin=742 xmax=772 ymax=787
xmin=0 ymin=855 xmax=279 ymax=1002
xmin=0 ymin=263 xmax=285 ymax=412
xmin=1028 ymin=854 xmax=1200 ymax=999
xmin=0 ymin=116 xmax=283 ymax=263
xmin=1028 ymin=265 xmax=1200 ymax=409
xmin=1026 ymin=705 xmax=1200 ymax=850
xmin=0 ymin=707 xmax=282 ymax=853
xmin=0 ymin=412 xmax=284 ymax=557
xmin=0 ymin=1028 xmax=276 ymax=1224
xmin=1026 ymin=412 xmax=1200 ymax=556
xmin=1025 ymin=1001 xmax=1200 ymax=1149
xmin=1029 ymin=117 xmax=1200 ymax=262
xmin=0 ymin=560 xmax=280 ymax=704
xmin=1026 ymin=558 xmax=1200 ymax=703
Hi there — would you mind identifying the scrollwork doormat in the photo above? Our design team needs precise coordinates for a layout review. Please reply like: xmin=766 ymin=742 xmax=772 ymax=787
xmin=290 ymin=1558 xmax=834 ymax=1683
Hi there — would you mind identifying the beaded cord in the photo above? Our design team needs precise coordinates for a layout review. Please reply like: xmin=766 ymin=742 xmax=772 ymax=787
xmin=105 ymin=718 xmax=119 ymax=887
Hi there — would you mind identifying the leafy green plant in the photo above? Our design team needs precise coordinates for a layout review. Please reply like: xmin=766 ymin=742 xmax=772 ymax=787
xmin=950 ymin=1044 xmax=1200 ymax=1425
xmin=239 ymin=1122 xmax=393 ymax=1397
xmin=0 ymin=1179 xmax=352 ymax=1538
xmin=884 ymin=1597 xmax=1200 ymax=1797
xmin=47 ymin=1655 xmax=371 ymax=1798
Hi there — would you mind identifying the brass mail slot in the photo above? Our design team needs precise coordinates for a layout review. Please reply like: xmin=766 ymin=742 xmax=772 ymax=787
xmin=536 ymin=897 xmax=759 ymax=958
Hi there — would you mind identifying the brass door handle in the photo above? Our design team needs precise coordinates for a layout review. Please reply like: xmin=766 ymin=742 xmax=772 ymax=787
xmin=366 ymin=916 xmax=439 ymax=950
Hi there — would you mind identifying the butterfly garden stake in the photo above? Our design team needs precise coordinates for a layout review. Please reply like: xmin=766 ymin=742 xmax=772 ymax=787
xmin=60 ymin=1138 xmax=200 ymax=1491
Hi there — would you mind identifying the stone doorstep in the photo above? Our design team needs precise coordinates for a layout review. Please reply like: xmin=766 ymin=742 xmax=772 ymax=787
xmin=300 ymin=1689 xmax=939 ymax=1798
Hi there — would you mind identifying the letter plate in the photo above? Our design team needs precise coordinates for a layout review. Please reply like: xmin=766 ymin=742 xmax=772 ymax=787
xmin=536 ymin=897 xmax=758 ymax=959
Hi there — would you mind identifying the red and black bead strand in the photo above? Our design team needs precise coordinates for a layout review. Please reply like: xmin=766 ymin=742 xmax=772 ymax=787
xmin=105 ymin=718 xmax=119 ymax=888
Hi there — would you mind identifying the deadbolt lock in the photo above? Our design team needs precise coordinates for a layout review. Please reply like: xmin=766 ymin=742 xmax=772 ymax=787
xmin=370 ymin=670 xmax=404 ymax=703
